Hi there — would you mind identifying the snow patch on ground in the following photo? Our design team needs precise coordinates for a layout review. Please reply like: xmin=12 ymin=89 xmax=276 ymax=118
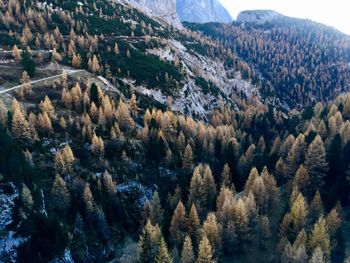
xmin=117 ymin=181 xmax=154 ymax=208
xmin=0 ymin=183 xmax=17 ymax=230
xmin=49 ymin=249 xmax=75 ymax=263
xmin=0 ymin=231 xmax=27 ymax=262
xmin=0 ymin=183 xmax=25 ymax=263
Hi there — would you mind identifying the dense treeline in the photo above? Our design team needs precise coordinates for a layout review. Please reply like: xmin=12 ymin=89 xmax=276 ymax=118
xmin=1 ymin=0 xmax=350 ymax=262
xmin=1 ymin=67 xmax=350 ymax=261
xmin=186 ymin=18 xmax=350 ymax=108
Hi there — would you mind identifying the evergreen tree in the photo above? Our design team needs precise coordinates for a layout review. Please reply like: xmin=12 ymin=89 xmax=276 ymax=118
xmin=309 ymin=191 xmax=324 ymax=225
xmin=186 ymin=204 xmax=201 ymax=247
xmin=150 ymin=191 xmax=163 ymax=225
xmin=260 ymin=216 xmax=271 ymax=248
xmin=139 ymin=220 xmax=162 ymax=263
xmin=285 ymin=134 xmax=306 ymax=180
xmin=182 ymin=144 xmax=194 ymax=172
xmin=102 ymin=170 xmax=116 ymax=197
xmin=116 ymin=100 xmax=135 ymax=133
xmin=290 ymin=193 xmax=308 ymax=234
xmin=309 ymin=217 xmax=330 ymax=256
xmin=202 ymin=213 xmax=221 ymax=255
xmin=233 ymin=199 xmax=250 ymax=244
xmin=309 ymin=247 xmax=325 ymax=263
xmin=155 ymin=237 xmax=173 ymax=263
xmin=11 ymin=108 xmax=33 ymax=145
xmin=169 ymin=201 xmax=186 ymax=247
xmin=196 ymin=236 xmax=213 ymax=263
xmin=21 ymin=49 xmax=35 ymax=77
xmin=180 ymin=236 xmax=195 ymax=263
xmin=51 ymin=175 xmax=71 ymax=213
xmin=220 ymin=163 xmax=232 ymax=188
xmin=292 ymin=165 xmax=310 ymax=197
xmin=91 ymin=133 xmax=104 ymax=158
xmin=39 ymin=96 xmax=55 ymax=119
xmin=305 ymin=135 xmax=328 ymax=192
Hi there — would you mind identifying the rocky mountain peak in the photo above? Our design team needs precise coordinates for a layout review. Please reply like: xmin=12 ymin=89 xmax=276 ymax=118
xmin=121 ymin=0 xmax=183 ymax=29
xmin=177 ymin=0 xmax=232 ymax=23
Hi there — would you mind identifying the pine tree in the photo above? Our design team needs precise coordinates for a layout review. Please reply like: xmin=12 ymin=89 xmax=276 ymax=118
xmin=72 ymin=53 xmax=81 ymax=68
xmin=261 ymin=167 xmax=280 ymax=214
xmin=309 ymin=246 xmax=326 ymax=263
xmin=293 ymin=229 xmax=307 ymax=250
xmin=37 ymin=112 xmax=53 ymax=136
xmin=233 ymin=199 xmax=250 ymax=243
xmin=180 ymin=236 xmax=195 ymax=263
xmin=202 ymin=165 xmax=217 ymax=210
xmin=169 ymin=201 xmax=186 ymax=247
xmin=309 ymin=217 xmax=330 ymax=256
xmin=309 ymin=191 xmax=324 ymax=225
xmin=116 ymin=100 xmax=135 ymax=133
xmin=260 ymin=216 xmax=271 ymax=248
xmin=220 ymin=163 xmax=232 ymax=188
xmin=129 ymin=93 xmax=138 ymax=118
xmin=55 ymin=145 xmax=75 ymax=174
xmin=139 ymin=220 xmax=162 ymax=262
xmin=150 ymin=191 xmax=163 ymax=225
xmin=305 ymin=135 xmax=328 ymax=192
xmin=285 ymin=134 xmax=305 ymax=180
xmin=12 ymin=44 xmax=21 ymax=61
xmin=275 ymin=157 xmax=286 ymax=184
xmin=245 ymin=167 xmax=259 ymax=193
xmin=83 ymin=183 xmax=95 ymax=214
xmin=196 ymin=236 xmax=213 ymax=263
xmin=292 ymin=165 xmax=310 ymax=197
xmin=202 ymin=213 xmax=221 ymax=255
xmin=102 ymin=170 xmax=116 ymax=197
xmin=39 ymin=95 xmax=55 ymax=119
xmin=189 ymin=165 xmax=203 ymax=209
xmin=186 ymin=204 xmax=201 ymax=247
xmin=155 ymin=237 xmax=173 ymax=263
xmin=182 ymin=144 xmax=194 ymax=172
xmin=11 ymin=108 xmax=33 ymax=144
xmin=290 ymin=193 xmax=308 ymax=234
xmin=223 ymin=220 xmax=237 ymax=254
xmin=51 ymin=175 xmax=71 ymax=213
xmin=326 ymin=208 xmax=341 ymax=238
xmin=250 ymin=176 xmax=267 ymax=213
xmin=141 ymin=200 xmax=152 ymax=226
xmin=91 ymin=133 xmax=104 ymax=158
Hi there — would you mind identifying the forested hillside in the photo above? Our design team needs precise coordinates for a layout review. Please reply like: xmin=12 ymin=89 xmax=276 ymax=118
xmin=0 ymin=1 xmax=350 ymax=263
xmin=186 ymin=15 xmax=350 ymax=109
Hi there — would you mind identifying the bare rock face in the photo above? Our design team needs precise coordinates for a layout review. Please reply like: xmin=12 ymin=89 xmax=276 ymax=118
xmin=125 ymin=0 xmax=183 ymax=29
xmin=237 ymin=10 xmax=283 ymax=25
xmin=177 ymin=0 xmax=232 ymax=23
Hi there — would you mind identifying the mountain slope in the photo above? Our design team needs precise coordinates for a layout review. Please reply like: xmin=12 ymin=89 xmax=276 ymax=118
xmin=1 ymin=1 xmax=350 ymax=263
xmin=177 ymin=0 xmax=232 ymax=23
xmin=0 ymin=0 xmax=257 ymax=119
xmin=186 ymin=12 xmax=350 ymax=109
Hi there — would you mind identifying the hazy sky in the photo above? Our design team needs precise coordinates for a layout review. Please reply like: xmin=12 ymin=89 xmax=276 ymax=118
xmin=219 ymin=0 xmax=350 ymax=35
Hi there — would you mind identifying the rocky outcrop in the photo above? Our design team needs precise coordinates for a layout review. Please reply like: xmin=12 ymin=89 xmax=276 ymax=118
xmin=177 ymin=0 xmax=232 ymax=23
xmin=237 ymin=10 xmax=283 ymax=25
xmin=122 ymin=0 xmax=183 ymax=29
